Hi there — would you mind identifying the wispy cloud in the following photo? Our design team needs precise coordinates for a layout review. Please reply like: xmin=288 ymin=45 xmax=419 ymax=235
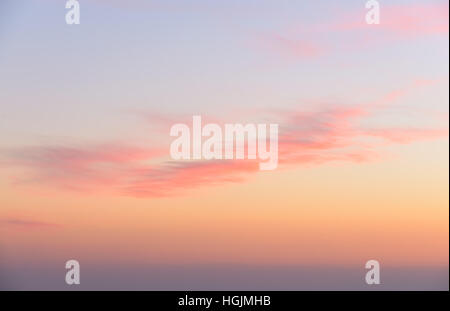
xmin=255 ymin=33 xmax=324 ymax=60
xmin=2 ymin=81 xmax=448 ymax=198
xmin=4 ymin=143 xmax=164 ymax=193
xmin=335 ymin=3 xmax=449 ymax=36
xmin=255 ymin=2 xmax=449 ymax=60
xmin=0 ymin=219 xmax=61 ymax=229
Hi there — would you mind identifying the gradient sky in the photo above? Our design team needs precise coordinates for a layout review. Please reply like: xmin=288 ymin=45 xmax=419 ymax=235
xmin=0 ymin=0 xmax=448 ymax=290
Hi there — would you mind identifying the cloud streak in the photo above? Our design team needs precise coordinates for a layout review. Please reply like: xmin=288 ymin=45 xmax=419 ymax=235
xmin=0 ymin=219 xmax=61 ymax=229
xmin=2 ymin=80 xmax=447 ymax=198
xmin=256 ymin=2 xmax=449 ymax=60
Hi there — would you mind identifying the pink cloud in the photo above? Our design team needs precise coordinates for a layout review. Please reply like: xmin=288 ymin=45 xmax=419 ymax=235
xmin=121 ymin=160 xmax=260 ymax=198
xmin=2 ymin=80 xmax=448 ymax=198
xmin=338 ymin=3 xmax=449 ymax=36
xmin=0 ymin=219 xmax=61 ymax=230
xmin=256 ymin=33 xmax=324 ymax=60
xmin=5 ymin=144 xmax=164 ymax=193
xmin=4 ymin=119 xmax=446 ymax=198
xmin=256 ymin=2 xmax=449 ymax=60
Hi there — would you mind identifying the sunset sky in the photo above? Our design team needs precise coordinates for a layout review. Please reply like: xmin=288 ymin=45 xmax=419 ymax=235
xmin=0 ymin=0 xmax=448 ymax=290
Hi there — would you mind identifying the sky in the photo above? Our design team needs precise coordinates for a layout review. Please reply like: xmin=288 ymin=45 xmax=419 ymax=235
xmin=0 ymin=0 xmax=448 ymax=290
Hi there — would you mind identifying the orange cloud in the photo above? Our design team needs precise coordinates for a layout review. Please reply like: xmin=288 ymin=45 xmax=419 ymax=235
xmin=364 ymin=128 xmax=449 ymax=144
